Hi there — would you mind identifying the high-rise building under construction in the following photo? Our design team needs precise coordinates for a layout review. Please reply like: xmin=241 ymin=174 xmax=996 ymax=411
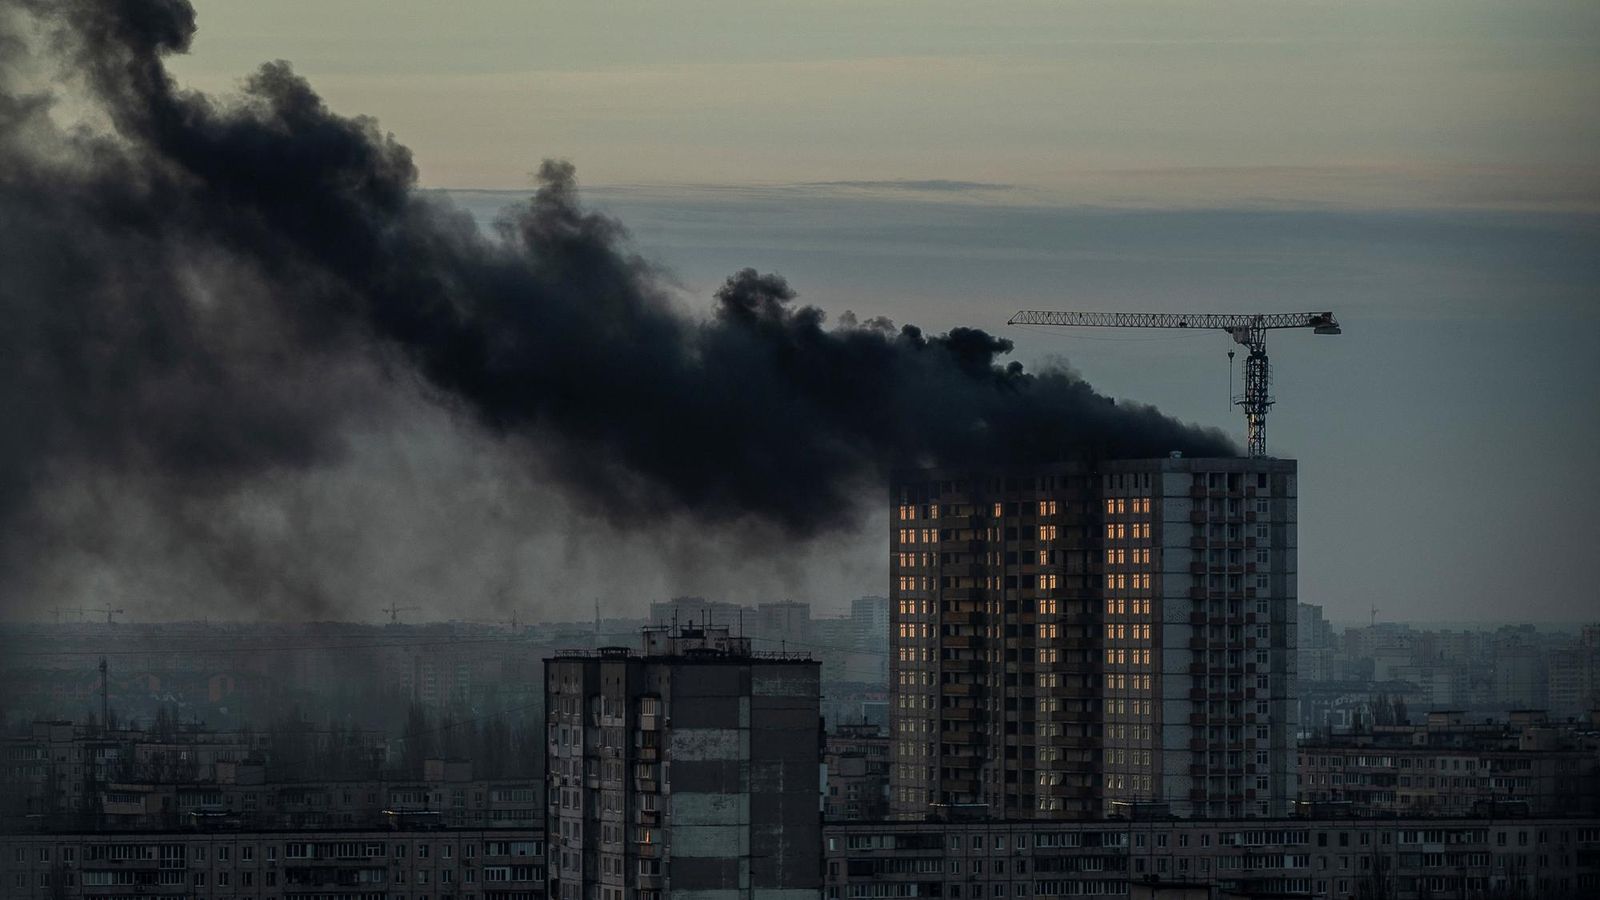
xmin=888 ymin=456 xmax=1298 ymax=820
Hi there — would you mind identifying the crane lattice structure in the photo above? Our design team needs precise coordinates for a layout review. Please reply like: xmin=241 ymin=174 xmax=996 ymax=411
xmin=381 ymin=603 xmax=421 ymax=625
xmin=67 ymin=605 xmax=126 ymax=625
xmin=1007 ymin=310 xmax=1341 ymax=458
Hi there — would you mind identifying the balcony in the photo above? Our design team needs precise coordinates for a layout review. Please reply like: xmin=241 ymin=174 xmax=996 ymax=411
xmin=939 ymin=539 xmax=985 ymax=553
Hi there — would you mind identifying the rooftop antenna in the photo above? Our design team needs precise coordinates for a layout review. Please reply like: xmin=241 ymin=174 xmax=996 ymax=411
xmin=98 ymin=656 xmax=109 ymax=735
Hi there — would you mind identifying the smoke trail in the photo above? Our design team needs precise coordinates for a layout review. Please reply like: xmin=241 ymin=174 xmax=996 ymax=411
xmin=0 ymin=0 xmax=1231 ymax=612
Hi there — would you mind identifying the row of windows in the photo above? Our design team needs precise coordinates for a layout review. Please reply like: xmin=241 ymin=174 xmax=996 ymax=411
xmin=1104 ymin=498 xmax=1151 ymax=514
xmin=1103 ymin=649 xmax=1152 ymax=667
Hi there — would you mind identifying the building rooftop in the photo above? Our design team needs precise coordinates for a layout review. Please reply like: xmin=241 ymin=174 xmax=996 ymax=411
xmin=549 ymin=623 xmax=814 ymax=663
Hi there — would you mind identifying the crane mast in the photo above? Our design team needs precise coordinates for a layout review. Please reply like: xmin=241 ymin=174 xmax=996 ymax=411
xmin=1007 ymin=310 xmax=1341 ymax=458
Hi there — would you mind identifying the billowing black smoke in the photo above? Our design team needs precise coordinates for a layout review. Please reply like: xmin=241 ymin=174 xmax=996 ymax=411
xmin=0 ymin=0 xmax=1231 ymax=606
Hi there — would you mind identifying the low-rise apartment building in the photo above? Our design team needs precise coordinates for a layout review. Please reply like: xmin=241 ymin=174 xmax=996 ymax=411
xmin=1297 ymin=710 xmax=1600 ymax=817
xmin=826 ymin=723 xmax=890 ymax=822
xmin=0 ymin=826 xmax=545 ymax=899
xmin=823 ymin=817 xmax=1600 ymax=899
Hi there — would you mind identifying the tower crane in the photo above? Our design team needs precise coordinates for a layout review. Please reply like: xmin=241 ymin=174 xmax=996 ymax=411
xmin=381 ymin=603 xmax=421 ymax=625
xmin=1007 ymin=310 xmax=1341 ymax=458
xmin=67 ymin=605 xmax=126 ymax=624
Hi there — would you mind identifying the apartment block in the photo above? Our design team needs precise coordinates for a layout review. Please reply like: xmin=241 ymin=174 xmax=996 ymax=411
xmin=0 ymin=826 xmax=545 ymax=899
xmin=0 ymin=718 xmax=539 ymax=834
xmin=824 ymin=724 xmax=890 ymax=822
xmin=1298 ymin=710 xmax=1600 ymax=817
xmin=823 ymin=817 xmax=1600 ymax=900
xmin=544 ymin=625 xmax=821 ymax=900
xmin=1111 ymin=457 xmax=1299 ymax=821
xmin=888 ymin=457 xmax=1298 ymax=821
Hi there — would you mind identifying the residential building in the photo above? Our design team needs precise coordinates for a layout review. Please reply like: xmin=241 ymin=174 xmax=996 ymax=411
xmin=889 ymin=457 xmax=1298 ymax=821
xmin=822 ymin=817 xmax=1600 ymax=900
xmin=825 ymin=723 xmax=890 ymax=821
xmin=0 ymin=826 xmax=544 ymax=899
xmin=544 ymin=624 xmax=821 ymax=899
xmin=1298 ymin=710 xmax=1600 ymax=817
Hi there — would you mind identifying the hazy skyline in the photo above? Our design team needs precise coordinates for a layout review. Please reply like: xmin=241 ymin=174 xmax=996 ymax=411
xmin=1 ymin=1 xmax=1594 ymax=628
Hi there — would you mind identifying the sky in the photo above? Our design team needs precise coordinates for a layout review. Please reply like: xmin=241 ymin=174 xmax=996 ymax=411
xmin=20 ymin=0 xmax=1597 ymax=626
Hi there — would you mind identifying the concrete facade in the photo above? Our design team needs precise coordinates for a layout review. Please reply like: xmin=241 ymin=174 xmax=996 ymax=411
xmin=1298 ymin=711 xmax=1600 ymax=817
xmin=0 ymin=827 xmax=545 ymax=899
xmin=889 ymin=458 xmax=1298 ymax=821
xmin=545 ymin=626 xmax=820 ymax=900
xmin=823 ymin=817 xmax=1600 ymax=899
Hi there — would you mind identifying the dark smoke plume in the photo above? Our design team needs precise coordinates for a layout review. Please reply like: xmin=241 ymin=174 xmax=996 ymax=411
xmin=0 ymin=0 xmax=1231 ymax=613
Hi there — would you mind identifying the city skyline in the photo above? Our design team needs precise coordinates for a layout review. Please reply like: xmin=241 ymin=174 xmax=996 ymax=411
xmin=2 ymin=2 xmax=1592 ymax=627
xmin=2 ymin=2 xmax=1597 ymax=898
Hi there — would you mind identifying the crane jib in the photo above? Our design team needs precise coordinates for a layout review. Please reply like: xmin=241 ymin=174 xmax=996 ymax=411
xmin=1006 ymin=309 xmax=1341 ymax=457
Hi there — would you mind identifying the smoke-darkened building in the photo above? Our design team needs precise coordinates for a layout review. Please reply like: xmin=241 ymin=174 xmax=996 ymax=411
xmin=545 ymin=626 xmax=821 ymax=900
xmin=888 ymin=457 xmax=1299 ymax=820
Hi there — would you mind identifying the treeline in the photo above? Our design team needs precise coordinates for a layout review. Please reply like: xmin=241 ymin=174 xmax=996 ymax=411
xmin=258 ymin=703 xmax=541 ymax=782
xmin=397 ymin=703 xmax=541 ymax=780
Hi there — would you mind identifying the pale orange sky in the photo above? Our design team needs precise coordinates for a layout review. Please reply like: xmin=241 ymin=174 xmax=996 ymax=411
xmin=171 ymin=0 xmax=1600 ymax=208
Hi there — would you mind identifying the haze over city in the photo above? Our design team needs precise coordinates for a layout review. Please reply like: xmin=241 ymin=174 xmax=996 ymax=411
xmin=0 ymin=1 xmax=1592 ymax=628
xmin=2 ymin=3 xmax=1599 ymax=899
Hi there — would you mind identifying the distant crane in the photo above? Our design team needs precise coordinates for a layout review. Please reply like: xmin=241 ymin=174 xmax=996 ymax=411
xmin=381 ymin=603 xmax=421 ymax=625
xmin=1007 ymin=310 xmax=1341 ymax=457
xmin=66 ymin=605 xmax=125 ymax=625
